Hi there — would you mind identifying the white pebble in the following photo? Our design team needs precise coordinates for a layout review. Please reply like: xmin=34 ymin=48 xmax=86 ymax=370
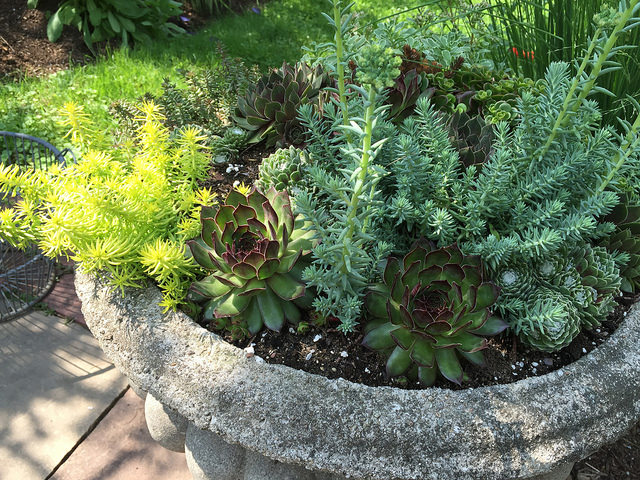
xmin=557 ymin=370 xmax=564 ymax=376
xmin=305 ymin=350 xmax=315 ymax=361
xmin=289 ymin=327 xmax=296 ymax=334
xmin=340 ymin=351 xmax=349 ymax=358
xmin=493 ymin=377 xmax=498 ymax=381
xmin=261 ymin=331 xmax=267 ymax=337
xmin=532 ymin=368 xmax=537 ymax=374
xmin=582 ymin=348 xmax=587 ymax=354
xmin=592 ymin=342 xmax=597 ymax=345
xmin=313 ymin=334 xmax=322 ymax=342
xmin=518 ymin=361 xmax=524 ymax=368
xmin=511 ymin=364 xmax=516 ymax=370
xmin=532 ymin=362 xmax=539 ymax=367
xmin=244 ymin=346 xmax=255 ymax=357
xmin=232 ymin=180 xmax=240 ymax=188
xmin=364 ymin=368 xmax=371 ymax=374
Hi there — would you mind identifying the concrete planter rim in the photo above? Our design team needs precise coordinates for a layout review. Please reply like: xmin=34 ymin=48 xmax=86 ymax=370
xmin=75 ymin=272 xmax=640 ymax=480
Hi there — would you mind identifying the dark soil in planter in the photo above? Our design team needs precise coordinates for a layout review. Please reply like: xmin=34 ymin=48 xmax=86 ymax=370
xmin=221 ymin=293 xmax=637 ymax=391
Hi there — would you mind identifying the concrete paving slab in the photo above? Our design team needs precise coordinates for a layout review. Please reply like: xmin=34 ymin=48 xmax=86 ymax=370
xmin=41 ymin=272 xmax=86 ymax=326
xmin=0 ymin=311 xmax=128 ymax=479
xmin=52 ymin=389 xmax=192 ymax=480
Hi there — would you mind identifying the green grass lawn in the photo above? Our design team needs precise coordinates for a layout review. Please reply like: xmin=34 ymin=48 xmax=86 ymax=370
xmin=0 ymin=0 xmax=426 ymax=149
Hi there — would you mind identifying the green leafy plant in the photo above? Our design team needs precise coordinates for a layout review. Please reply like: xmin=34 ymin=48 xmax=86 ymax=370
xmin=600 ymin=193 xmax=640 ymax=292
xmin=187 ymin=187 xmax=316 ymax=339
xmin=487 ymin=0 xmax=640 ymax=125
xmin=0 ymin=101 xmax=215 ymax=309
xmin=28 ymin=0 xmax=184 ymax=52
xmin=363 ymin=244 xmax=506 ymax=386
xmin=232 ymin=62 xmax=331 ymax=147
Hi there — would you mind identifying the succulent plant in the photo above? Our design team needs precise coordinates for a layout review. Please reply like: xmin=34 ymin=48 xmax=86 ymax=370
xmin=385 ymin=69 xmax=433 ymax=124
xmin=232 ymin=62 xmax=331 ymax=148
xmin=362 ymin=244 xmax=507 ymax=386
xmin=187 ymin=187 xmax=316 ymax=338
xmin=600 ymin=194 xmax=640 ymax=292
xmin=446 ymin=111 xmax=495 ymax=167
xmin=256 ymin=146 xmax=308 ymax=192
xmin=512 ymin=286 xmax=582 ymax=352
xmin=536 ymin=246 xmax=620 ymax=328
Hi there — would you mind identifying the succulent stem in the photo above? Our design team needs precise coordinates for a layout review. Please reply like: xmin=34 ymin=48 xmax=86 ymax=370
xmin=538 ymin=0 xmax=639 ymax=161
xmin=341 ymin=85 xmax=377 ymax=273
xmin=333 ymin=0 xmax=350 ymax=128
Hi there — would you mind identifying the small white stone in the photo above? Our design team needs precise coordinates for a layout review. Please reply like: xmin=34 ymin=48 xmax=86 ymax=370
xmin=532 ymin=361 xmax=539 ymax=367
xmin=596 ymin=328 xmax=601 ymax=333
xmin=582 ymin=348 xmax=587 ymax=354
xmin=340 ymin=351 xmax=348 ymax=358
xmin=289 ymin=327 xmax=296 ymax=334
xmin=493 ymin=377 xmax=498 ymax=381
xmin=313 ymin=334 xmax=322 ymax=342
xmin=364 ymin=368 xmax=371 ymax=374
xmin=511 ymin=364 xmax=516 ymax=370
xmin=261 ymin=331 xmax=267 ymax=337
xmin=232 ymin=180 xmax=240 ymax=187
xmin=305 ymin=350 xmax=315 ymax=361
xmin=518 ymin=361 xmax=524 ymax=368
xmin=557 ymin=370 xmax=564 ymax=376
xmin=244 ymin=346 xmax=255 ymax=357
xmin=532 ymin=368 xmax=537 ymax=374
xmin=592 ymin=341 xmax=597 ymax=345
xmin=512 ymin=372 xmax=518 ymax=376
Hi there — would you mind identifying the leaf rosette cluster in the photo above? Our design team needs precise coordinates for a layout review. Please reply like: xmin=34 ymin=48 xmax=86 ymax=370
xmin=188 ymin=188 xmax=315 ymax=337
xmin=363 ymin=244 xmax=507 ymax=385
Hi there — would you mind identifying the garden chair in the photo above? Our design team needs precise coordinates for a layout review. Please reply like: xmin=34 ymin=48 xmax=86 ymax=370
xmin=0 ymin=131 xmax=75 ymax=322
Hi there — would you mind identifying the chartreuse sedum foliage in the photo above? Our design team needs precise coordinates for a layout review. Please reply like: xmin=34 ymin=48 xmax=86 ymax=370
xmin=363 ymin=244 xmax=506 ymax=386
xmin=187 ymin=188 xmax=316 ymax=339
xmin=0 ymin=100 xmax=215 ymax=310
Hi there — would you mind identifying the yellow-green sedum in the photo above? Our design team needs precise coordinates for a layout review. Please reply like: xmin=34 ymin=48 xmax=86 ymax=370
xmin=0 ymin=100 xmax=215 ymax=310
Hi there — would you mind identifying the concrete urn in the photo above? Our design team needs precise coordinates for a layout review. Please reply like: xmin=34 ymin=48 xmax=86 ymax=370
xmin=75 ymin=272 xmax=640 ymax=480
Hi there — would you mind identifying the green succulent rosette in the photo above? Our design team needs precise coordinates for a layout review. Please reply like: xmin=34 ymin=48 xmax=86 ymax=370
xmin=256 ymin=146 xmax=308 ymax=192
xmin=187 ymin=187 xmax=315 ymax=336
xmin=512 ymin=286 xmax=582 ymax=352
xmin=232 ymin=62 xmax=330 ymax=148
xmin=363 ymin=244 xmax=506 ymax=386
xmin=601 ymin=194 xmax=640 ymax=293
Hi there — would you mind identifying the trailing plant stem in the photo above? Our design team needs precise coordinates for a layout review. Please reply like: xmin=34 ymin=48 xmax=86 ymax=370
xmin=596 ymin=111 xmax=640 ymax=194
xmin=333 ymin=0 xmax=350 ymax=127
xmin=537 ymin=27 xmax=601 ymax=160
xmin=540 ymin=0 xmax=639 ymax=160
xmin=342 ymin=85 xmax=376 ymax=272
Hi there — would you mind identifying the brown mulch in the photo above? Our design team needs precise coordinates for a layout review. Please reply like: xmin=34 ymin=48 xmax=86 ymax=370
xmin=3 ymin=3 xmax=639 ymax=478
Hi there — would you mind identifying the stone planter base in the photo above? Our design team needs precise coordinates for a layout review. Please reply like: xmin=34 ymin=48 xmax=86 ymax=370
xmin=75 ymin=272 xmax=640 ymax=480
xmin=143 ymin=388 xmax=575 ymax=480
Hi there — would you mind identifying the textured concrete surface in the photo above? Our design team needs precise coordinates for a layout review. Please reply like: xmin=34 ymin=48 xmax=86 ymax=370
xmin=53 ymin=389 xmax=191 ymax=480
xmin=145 ymin=393 xmax=188 ymax=452
xmin=0 ymin=311 xmax=128 ymax=479
xmin=76 ymin=271 xmax=640 ymax=480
